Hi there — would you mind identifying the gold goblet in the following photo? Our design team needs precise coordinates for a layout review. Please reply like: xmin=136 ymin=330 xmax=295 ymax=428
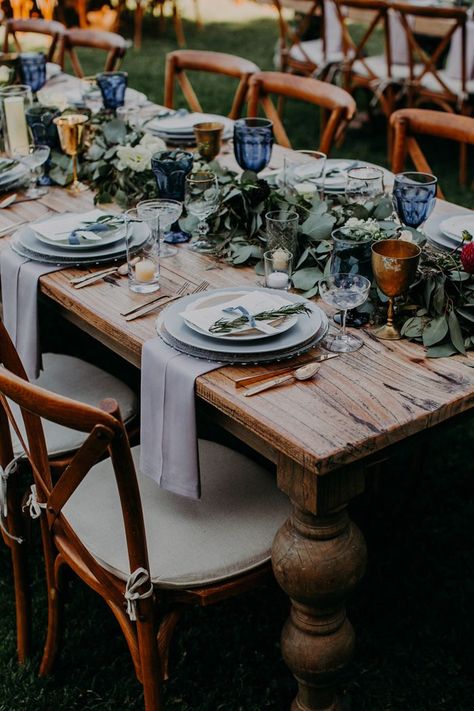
xmin=53 ymin=114 xmax=89 ymax=194
xmin=193 ymin=122 xmax=224 ymax=162
xmin=372 ymin=239 xmax=421 ymax=340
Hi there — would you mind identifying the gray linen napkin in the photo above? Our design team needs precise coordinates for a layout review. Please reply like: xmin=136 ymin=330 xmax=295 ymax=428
xmin=0 ymin=245 xmax=62 ymax=379
xmin=140 ymin=337 xmax=222 ymax=499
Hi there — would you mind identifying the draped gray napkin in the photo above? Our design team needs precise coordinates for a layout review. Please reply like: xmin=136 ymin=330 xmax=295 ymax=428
xmin=0 ymin=245 xmax=62 ymax=379
xmin=140 ymin=337 xmax=222 ymax=499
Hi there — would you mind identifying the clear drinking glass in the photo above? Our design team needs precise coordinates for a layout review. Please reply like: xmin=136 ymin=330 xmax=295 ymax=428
xmin=265 ymin=209 xmax=299 ymax=254
xmin=319 ymin=273 xmax=371 ymax=352
xmin=264 ymin=249 xmax=293 ymax=290
xmin=345 ymin=166 xmax=385 ymax=205
xmin=124 ymin=207 xmax=160 ymax=294
xmin=137 ymin=198 xmax=182 ymax=258
xmin=185 ymin=172 xmax=220 ymax=252
xmin=13 ymin=143 xmax=50 ymax=197
xmin=392 ymin=172 xmax=437 ymax=230
xmin=283 ymin=150 xmax=327 ymax=199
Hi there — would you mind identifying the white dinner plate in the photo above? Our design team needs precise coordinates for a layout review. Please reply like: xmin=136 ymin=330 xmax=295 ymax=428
xmin=183 ymin=289 xmax=299 ymax=341
xmin=34 ymin=222 xmax=126 ymax=251
xmin=439 ymin=215 xmax=474 ymax=242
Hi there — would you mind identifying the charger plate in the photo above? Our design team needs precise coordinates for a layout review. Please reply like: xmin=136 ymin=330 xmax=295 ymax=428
xmin=156 ymin=287 xmax=328 ymax=364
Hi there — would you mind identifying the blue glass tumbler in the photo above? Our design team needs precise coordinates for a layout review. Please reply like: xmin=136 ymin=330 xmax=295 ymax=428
xmin=151 ymin=150 xmax=194 ymax=243
xmin=233 ymin=117 xmax=273 ymax=174
xmin=96 ymin=71 xmax=128 ymax=110
xmin=25 ymin=105 xmax=61 ymax=186
xmin=19 ymin=52 xmax=46 ymax=93
xmin=392 ymin=172 xmax=437 ymax=230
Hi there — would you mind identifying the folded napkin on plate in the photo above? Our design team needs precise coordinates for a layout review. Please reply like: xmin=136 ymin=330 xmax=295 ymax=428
xmin=140 ymin=338 xmax=222 ymax=499
xmin=180 ymin=290 xmax=291 ymax=335
xmin=33 ymin=209 xmax=114 ymax=242
xmin=1 ymin=243 xmax=62 ymax=378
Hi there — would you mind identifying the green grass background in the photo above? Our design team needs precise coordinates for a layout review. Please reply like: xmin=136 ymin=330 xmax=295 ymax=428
xmin=1 ymin=12 xmax=474 ymax=711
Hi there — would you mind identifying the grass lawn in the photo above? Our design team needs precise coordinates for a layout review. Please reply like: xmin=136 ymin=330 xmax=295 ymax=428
xmin=1 ymin=9 xmax=474 ymax=711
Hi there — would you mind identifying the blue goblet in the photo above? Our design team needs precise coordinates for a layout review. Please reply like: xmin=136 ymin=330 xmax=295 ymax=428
xmin=233 ymin=117 xmax=273 ymax=174
xmin=96 ymin=71 xmax=128 ymax=110
xmin=151 ymin=150 xmax=194 ymax=244
xmin=25 ymin=105 xmax=61 ymax=186
xmin=19 ymin=52 xmax=46 ymax=93
xmin=392 ymin=172 xmax=437 ymax=230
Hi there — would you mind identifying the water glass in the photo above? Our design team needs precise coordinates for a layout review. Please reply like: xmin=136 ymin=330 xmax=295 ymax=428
xmin=283 ymin=150 xmax=326 ymax=199
xmin=116 ymin=105 xmax=141 ymax=129
xmin=345 ymin=166 xmax=385 ymax=205
xmin=264 ymin=249 xmax=293 ymax=290
xmin=392 ymin=172 xmax=437 ymax=229
xmin=319 ymin=273 xmax=371 ymax=353
xmin=25 ymin=105 xmax=61 ymax=186
xmin=96 ymin=71 xmax=128 ymax=110
xmin=137 ymin=198 xmax=182 ymax=258
xmin=233 ymin=117 xmax=273 ymax=173
xmin=13 ymin=143 xmax=50 ymax=197
xmin=19 ymin=52 xmax=46 ymax=93
xmin=0 ymin=84 xmax=33 ymax=156
xmin=151 ymin=150 xmax=194 ymax=243
xmin=185 ymin=172 xmax=220 ymax=252
xmin=266 ymin=209 xmax=299 ymax=254
xmin=124 ymin=208 xmax=160 ymax=294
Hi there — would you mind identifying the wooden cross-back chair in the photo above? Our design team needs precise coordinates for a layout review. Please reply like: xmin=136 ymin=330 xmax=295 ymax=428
xmin=164 ymin=50 xmax=260 ymax=120
xmin=247 ymin=70 xmax=356 ymax=154
xmin=0 ymin=329 xmax=290 ymax=709
xmin=390 ymin=108 xmax=474 ymax=199
xmin=131 ymin=0 xmax=203 ymax=50
xmin=2 ymin=18 xmax=66 ymax=63
xmin=60 ymin=28 xmax=128 ymax=78
xmin=0 ymin=319 xmax=138 ymax=664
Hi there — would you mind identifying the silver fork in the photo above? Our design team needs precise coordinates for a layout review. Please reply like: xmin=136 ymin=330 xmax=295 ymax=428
xmin=123 ymin=280 xmax=209 ymax=321
xmin=120 ymin=281 xmax=190 ymax=318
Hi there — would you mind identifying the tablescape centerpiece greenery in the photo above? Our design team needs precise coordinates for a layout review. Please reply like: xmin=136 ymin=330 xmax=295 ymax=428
xmin=46 ymin=110 xmax=474 ymax=357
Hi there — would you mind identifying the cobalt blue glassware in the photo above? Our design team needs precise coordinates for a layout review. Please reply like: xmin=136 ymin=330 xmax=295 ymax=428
xmin=392 ymin=172 xmax=437 ymax=229
xmin=233 ymin=117 xmax=273 ymax=174
xmin=151 ymin=150 xmax=194 ymax=243
xmin=19 ymin=52 xmax=46 ymax=93
xmin=96 ymin=71 xmax=128 ymax=110
xmin=25 ymin=105 xmax=61 ymax=186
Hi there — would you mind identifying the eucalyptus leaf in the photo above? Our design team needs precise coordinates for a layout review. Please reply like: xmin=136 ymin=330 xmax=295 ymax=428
xmin=401 ymin=316 xmax=424 ymax=339
xmin=301 ymin=212 xmax=336 ymax=241
xmin=448 ymin=269 xmax=470 ymax=282
xmin=292 ymin=267 xmax=323 ymax=291
xmin=372 ymin=196 xmax=393 ymax=219
xmin=103 ymin=118 xmax=127 ymax=145
xmin=422 ymin=315 xmax=448 ymax=347
xmin=426 ymin=343 xmax=458 ymax=358
xmin=231 ymin=245 xmax=254 ymax=264
xmin=448 ymin=309 xmax=466 ymax=354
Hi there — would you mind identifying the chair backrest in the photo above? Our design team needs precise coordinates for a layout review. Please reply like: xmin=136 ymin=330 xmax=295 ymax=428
xmin=2 ymin=18 xmax=66 ymax=63
xmin=390 ymin=108 xmax=474 ymax=199
xmin=336 ymin=0 xmax=392 ymax=81
xmin=164 ymin=50 xmax=260 ymax=120
xmin=62 ymin=28 xmax=128 ymax=78
xmin=272 ymin=0 xmax=324 ymax=74
xmin=247 ymin=70 xmax=356 ymax=154
xmin=391 ymin=3 xmax=467 ymax=103
xmin=0 ymin=318 xmax=151 ymax=616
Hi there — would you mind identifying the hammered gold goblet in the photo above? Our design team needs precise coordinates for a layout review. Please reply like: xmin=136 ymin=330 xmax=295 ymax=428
xmin=372 ymin=239 xmax=421 ymax=340
xmin=193 ymin=122 xmax=224 ymax=162
xmin=53 ymin=113 xmax=89 ymax=193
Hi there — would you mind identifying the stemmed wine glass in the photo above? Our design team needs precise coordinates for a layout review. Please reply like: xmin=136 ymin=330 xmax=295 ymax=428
xmin=13 ymin=143 xmax=50 ymax=198
xmin=185 ymin=172 xmax=220 ymax=252
xmin=137 ymin=199 xmax=182 ymax=258
xmin=319 ymin=273 xmax=371 ymax=352
xmin=233 ymin=118 xmax=273 ymax=174
xmin=392 ymin=172 xmax=437 ymax=231
xmin=345 ymin=166 xmax=385 ymax=205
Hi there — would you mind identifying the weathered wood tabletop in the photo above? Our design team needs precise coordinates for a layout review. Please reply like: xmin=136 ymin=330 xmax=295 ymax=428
xmin=1 ymin=114 xmax=473 ymax=711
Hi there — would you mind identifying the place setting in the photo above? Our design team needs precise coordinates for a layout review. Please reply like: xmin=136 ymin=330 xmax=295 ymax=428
xmin=144 ymin=110 xmax=234 ymax=146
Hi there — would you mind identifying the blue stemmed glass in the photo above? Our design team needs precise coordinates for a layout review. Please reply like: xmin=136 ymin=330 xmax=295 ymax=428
xmin=19 ymin=52 xmax=46 ymax=93
xmin=151 ymin=150 xmax=194 ymax=245
xmin=96 ymin=71 xmax=128 ymax=110
xmin=233 ymin=118 xmax=273 ymax=174
xmin=392 ymin=172 xmax=437 ymax=230
xmin=25 ymin=105 xmax=61 ymax=186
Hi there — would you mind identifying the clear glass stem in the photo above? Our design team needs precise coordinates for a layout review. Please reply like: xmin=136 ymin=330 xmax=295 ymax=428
xmin=341 ymin=309 xmax=348 ymax=339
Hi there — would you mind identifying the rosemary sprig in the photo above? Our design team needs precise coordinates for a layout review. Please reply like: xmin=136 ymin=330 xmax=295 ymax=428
xmin=209 ymin=303 xmax=311 ymax=334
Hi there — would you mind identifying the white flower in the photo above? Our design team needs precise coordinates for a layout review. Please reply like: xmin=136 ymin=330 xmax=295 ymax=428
xmin=0 ymin=66 xmax=11 ymax=83
xmin=399 ymin=229 xmax=413 ymax=242
xmin=116 ymin=145 xmax=153 ymax=172
xmin=139 ymin=133 xmax=166 ymax=154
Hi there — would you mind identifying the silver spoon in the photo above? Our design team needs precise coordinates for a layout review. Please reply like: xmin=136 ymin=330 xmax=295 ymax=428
xmin=244 ymin=362 xmax=321 ymax=397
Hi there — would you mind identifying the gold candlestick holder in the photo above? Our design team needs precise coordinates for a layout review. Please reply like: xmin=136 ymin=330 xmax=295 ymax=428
xmin=193 ymin=122 xmax=224 ymax=162
xmin=53 ymin=113 xmax=89 ymax=194
xmin=371 ymin=239 xmax=421 ymax=340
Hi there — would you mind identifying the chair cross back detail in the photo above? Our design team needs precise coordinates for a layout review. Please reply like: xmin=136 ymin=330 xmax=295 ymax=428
xmin=336 ymin=0 xmax=391 ymax=82
xmin=247 ymin=71 xmax=356 ymax=154
xmin=2 ymin=18 xmax=66 ymax=64
xmin=164 ymin=50 xmax=260 ymax=120
xmin=61 ymin=29 xmax=128 ymax=78
xmin=272 ymin=0 xmax=326 ymax=74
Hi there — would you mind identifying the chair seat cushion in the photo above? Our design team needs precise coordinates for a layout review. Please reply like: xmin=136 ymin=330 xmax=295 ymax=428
xmin=12 ymin=353 xmax=137 ymax=458
xmin=63 ymin=441 xmax=292 ymax=589
xmin=419 ymin=69 xmax=474 ymax=97
xmin=289 ymin=39 xmax=343 ymax=67
xmin=351 ymin=55 xmax=416 ymax=81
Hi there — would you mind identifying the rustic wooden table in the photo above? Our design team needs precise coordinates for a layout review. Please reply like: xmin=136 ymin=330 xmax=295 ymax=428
xmin=1 ymin=141 xmax=473 ymax=710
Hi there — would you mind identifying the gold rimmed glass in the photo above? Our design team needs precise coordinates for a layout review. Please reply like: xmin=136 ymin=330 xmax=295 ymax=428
xmin=53 ymin=114 xmax=89 ymax=193
xmin=193 ymin=121 xmax=224 ymax=162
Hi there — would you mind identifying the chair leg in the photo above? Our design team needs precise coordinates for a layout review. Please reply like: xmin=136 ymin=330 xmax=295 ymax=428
xmin=9 ymin=537 xmax=30 ymax=662
xmin=156 ymin=606 xmax=184 ymax=681
xmin=172 ymin=3 xmax=186 ymax=48
xmin=39 ymin=547 xmax=66 ymax=676
xmin=136 ymin=607 xmax=163 ymax=711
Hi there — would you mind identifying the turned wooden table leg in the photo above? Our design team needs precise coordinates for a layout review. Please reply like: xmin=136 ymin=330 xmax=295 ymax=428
xmin=273 ymin=459 xmax=367 ymax=711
